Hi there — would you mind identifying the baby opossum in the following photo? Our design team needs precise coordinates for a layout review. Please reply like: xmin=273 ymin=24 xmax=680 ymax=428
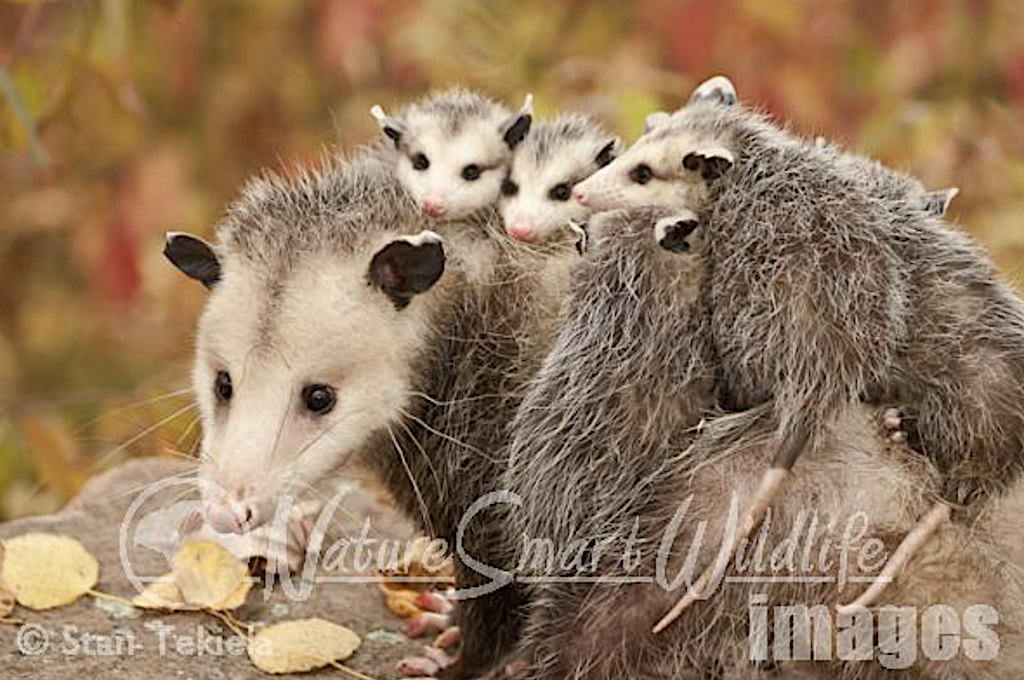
xmin=371 ymin=87 xmax=532 ymax=220
xmin=574 ymin=76 xmax=1024 ymax=622
xmin=504 ymin=207 xmax=1024 ymax=680
xmin=164 ymin=152 xmax=574 ymax=679
xmin=498 ymin=114 xmax=619 ymax=243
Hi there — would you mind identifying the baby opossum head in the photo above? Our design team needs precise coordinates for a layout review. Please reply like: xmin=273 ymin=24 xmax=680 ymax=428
xmin=572 ymin=76 xmax=739 ymax=214
xmin=371 ymin=88 xmax=532 ymax=221
xmin=163 ymin=161 xmax=449 ymax=535
xmin=498 ymin=115 xmax=619 ymax=243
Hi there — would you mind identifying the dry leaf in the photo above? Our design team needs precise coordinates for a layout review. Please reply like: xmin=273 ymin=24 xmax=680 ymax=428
xmin=384 ymin=591 xmax=421 ymax=619
xmin=1 ymin=533 xmax=99 ymax=610
xmin=172 ymin=540 xmax=252 ymax=610
xmin=0 ymin=584 xmax=14 ymax=619
xmin=132 ymin=573 xmax=186 ymax=610
xmin=248 ymin=618 xmax=361 ymax=674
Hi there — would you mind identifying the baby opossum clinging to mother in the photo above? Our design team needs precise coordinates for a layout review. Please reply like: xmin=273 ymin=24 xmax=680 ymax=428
xmin=163 ymin=152 xmax=579 ymax=679
xmin=505 ymin=205 xmax=1024 ymax=680
xmin=372 ymin=88 xmax=622 ymax=245
xmin=574 ymin=76 xmax=1024 ymax=627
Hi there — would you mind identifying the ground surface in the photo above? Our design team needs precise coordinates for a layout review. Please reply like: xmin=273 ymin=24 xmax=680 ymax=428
xmin=0 ymin=459 xmax=420 ymax=680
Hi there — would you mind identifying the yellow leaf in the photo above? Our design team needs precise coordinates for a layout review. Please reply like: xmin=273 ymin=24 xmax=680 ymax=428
xmin=131 ymin=573 xmax=186 ymax=610
xmin=248 ymin=618 xmax=360 ymax=674
xmin=1 ymin=533 xmax=99 ymax=610
xmin=172 ymin=540 xmax=251 ymax=610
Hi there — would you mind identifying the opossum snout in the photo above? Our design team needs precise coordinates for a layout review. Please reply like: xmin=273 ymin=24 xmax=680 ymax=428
xmin=572 ymin=186 xmax=590 ymax=206
xmin=507 ymin=221 xmax=536 ymax=242
xmin=204 ymin=493 xmax=261 ymax=535
xmin=421 ymin=197 xmax=447 ymax=218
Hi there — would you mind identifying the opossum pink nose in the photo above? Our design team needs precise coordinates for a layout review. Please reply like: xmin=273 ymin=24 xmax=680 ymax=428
xmin=573 ymin=187 xmax=589 ymax=205
xmin=421 ymin=198 xmax=447 ymax=217
xmin=205 ymin=499 xmax=256 ymax=535
xmin=508 ymin=223 xmax=536 ymax=242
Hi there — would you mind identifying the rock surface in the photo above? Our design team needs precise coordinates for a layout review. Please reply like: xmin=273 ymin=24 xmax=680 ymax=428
xmin=0 ymin=459 xmax=422 ymax=680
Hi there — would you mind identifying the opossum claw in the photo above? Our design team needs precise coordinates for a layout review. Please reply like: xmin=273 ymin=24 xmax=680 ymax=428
xmin=653 ymin=467 xmax=789 ymax=633
xmin=836 ymin=501 xmax=951 ymax=615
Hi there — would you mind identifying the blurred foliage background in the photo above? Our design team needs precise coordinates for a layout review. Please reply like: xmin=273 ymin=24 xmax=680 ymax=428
xmin=1 ymin=0 xmax=1024 ymax=520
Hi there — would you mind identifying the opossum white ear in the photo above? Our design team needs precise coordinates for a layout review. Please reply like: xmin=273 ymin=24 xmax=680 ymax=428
xmin=655 ymin=212 xmax=700 ymax=254
xmin=644 ymin=111 xmax=670 ymax=133
xmin=921 ymin=187 xmax=959 ymax=217
xmin=370 ymin=105 xmax=407 ymax=148
xmin=368 ymin=231 xmax=446 ymax=310
xmin=687 ymin=75 xmax=737 ymax=107
xmin=501 ymin=93 xmax=533 ymax=149
xmin=594 ymin=137 xmax=620 ymax=168
xmin=682 ymin=146 xmax=734 ymax=182
xmin=163 ymin=232 xmax=221 ymax=289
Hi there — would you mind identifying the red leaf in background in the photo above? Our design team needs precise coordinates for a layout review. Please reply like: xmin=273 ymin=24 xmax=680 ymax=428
xmin=93 ymin=212 xmax=142 ymax=308
xmin=316 ymin=0 xmax=382 ymax=83
xmin=662 ymin=0 xmax=720 ymax=75
xmin=1005 ymin=47 xmax=1024 ymax=104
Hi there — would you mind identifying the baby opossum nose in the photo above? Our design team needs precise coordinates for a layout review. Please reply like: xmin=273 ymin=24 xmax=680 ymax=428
xmin=508 ymin=223 xmax=536 ymax=242
xmin=572 ymin=186 xmax=589 ymax=206
xmin=205 ymin=497 xmax=258 ymax=535
xmin=421 ymin=197 xmax=447 ymax=217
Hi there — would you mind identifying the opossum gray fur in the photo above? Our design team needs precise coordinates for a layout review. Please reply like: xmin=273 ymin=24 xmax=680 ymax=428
xmin=166 ymin=151 xmax=574 ymax=679
xmin=503 ymin=207 xmax=1024 ymax=680
xmin=499 ymin=114 xmax=619 ymax=244
xmin=575 ymin=87 xmax=1024 ymax=511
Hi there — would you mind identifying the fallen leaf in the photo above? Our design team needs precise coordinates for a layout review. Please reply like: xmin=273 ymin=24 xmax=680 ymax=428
xmin=0 ymin=584 xmax=14 ymax=618
xmin=384 ymin=590 xmax=421 ymax=619
xmin=132 ymin=573 xmax=187 ymax=610
xmin=1 ymin=533 xmax=99 ymax=610
xmin=248 ymin=618 xmax=361 ymax=674
xmin=172 ymin=540 xmax=252 ymax=610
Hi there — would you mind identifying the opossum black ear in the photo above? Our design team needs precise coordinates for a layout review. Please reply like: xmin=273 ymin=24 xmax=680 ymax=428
xmin=164 ymin=232 xmax=221 ymax=289
xmin=687 ymin=75 xmax=737 ymax=107
xmin=594 ymin=138 xmax=620 ymax=167
xmin=370 ymin=105 xmax=406 ymax=148
xmin=920 ymin=187 xmax=959 ymax=217
xmin=655 ymin=213 xmax=700 ymax=254
xmin=682 ymin=146 xmax=734 ymax=182
xmin=502 ymin=93 xmax=533 ymax=149
xmin=368 ymin=231 xmax=446 ymax=310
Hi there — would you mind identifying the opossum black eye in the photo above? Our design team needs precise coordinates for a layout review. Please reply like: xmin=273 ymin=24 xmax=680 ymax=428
xmin=214 ymin=371 xmax=233 ymax=403
xmin=548 ymin=183 xmax=572 ymax=202
xmin=462 ymin=164 xmax=482 ymax=181
xmin=629 ymin=164 xmax=654 ymax=185
xmin=501 ymin=179 xmax=519 ymax=197
xmin=411 ymin=153 xmax=430 ymax=171
xmin=302 ymin=384 xmax=337 ymax=415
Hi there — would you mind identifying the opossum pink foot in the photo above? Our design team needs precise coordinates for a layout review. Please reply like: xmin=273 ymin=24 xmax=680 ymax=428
xmin=434 ymin=626 xmax=461 ymax=649
xmin=397 ymin=645 xmax=458 ymax=678
xmin=882 ymin=407 xmax=908 ymax=444
xmin=406 ymin=611 xmax=450 ymax=637
xmin=416 ymin=589 xmax=455 ymax=614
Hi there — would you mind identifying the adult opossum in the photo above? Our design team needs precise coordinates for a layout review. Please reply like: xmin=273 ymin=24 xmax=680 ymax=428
xmin=503 ymin=206 xmax=1024 ymax=680
xmin=573 ymin=76 xmax=1024 ymax=620
xmin=164 ymin=152 xmax=573 ymax=679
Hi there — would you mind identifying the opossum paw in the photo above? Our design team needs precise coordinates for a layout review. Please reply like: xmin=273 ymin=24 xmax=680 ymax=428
xmin=397 ymin=645 xmax=458 ymax=678
xmin=406 ymin=587 xmax=455 ymax=637
xmin=881 ymin=407 xmax=909 ymax=445
xmin=246 ymin=509 xmax=313 ymax=577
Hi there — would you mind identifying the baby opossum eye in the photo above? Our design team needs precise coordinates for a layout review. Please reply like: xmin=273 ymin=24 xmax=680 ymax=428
xmin=629 ymin=164 xmax=654 ymax=185
xmin=302 ymin=384 xmax=337 ymax=416
xmin=501 ymin=179 xmax=519 ymax=197
xmin=548 ymin=183 xmax=572 ymax=202
xmin=411 ymin=153 xmax=430 ymax=171
xmin=214 ymin=371 xmax=233 ymax=403
xmin=461 ymin=164 xmax=482 ymax=181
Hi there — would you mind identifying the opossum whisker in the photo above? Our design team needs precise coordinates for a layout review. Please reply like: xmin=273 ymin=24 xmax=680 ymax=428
xmin=74 ymin=386 xmax=193 ymax=433
xmin=398 ymin=406 xmax=502 ymax=465
xmin=393 ymin=416 xmax=444 ymax=501
xmin=386 ymin=423 xmax=435 ymax=538
xmin=95 ymin=402 xmax=200 ymax=470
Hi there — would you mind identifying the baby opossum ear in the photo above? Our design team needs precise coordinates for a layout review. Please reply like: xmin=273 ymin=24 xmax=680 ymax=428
xmin=920 ymin=187 xmax=959 ymax=217
xmin=682 ymin=146 xmax=734 ymax=182
xmin=644 ymin=111 xmax=671 ymax=133
xmin=687 ymin=75 xmax=737 ymax=107
xmin=655 ymin=212 xmax=700 ymax=254
xmin=370 ymin=105 xmax=407 ymax=148
xmin=368 ymin=230 xmax=446 ymax=310
xmin=501 ymin=93 xmax=533 ymax=149
xmin=594 ymin=137 xmax=620 ymax=168
xmin=163 ymin=232 xmax=221 ymax=289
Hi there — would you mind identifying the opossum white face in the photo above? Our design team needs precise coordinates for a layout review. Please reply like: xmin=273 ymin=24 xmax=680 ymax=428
xmin=166 ymin=231 xmax=445 ymax=535
xmin=499 ymin=130 xmax=619 ymax=243
xmin=372 ymin=97 xmax=532 ymax=221
xmin=572 ymin=131 xmax=734 ymax=214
